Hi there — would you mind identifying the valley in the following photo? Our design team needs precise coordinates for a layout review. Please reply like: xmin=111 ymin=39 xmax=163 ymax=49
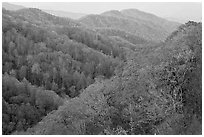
xmin=2 ymin=3 xmax=202 ymax=135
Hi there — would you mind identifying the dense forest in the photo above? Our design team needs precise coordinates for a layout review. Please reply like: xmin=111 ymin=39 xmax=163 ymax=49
xmin=2 ymin=5 xmax=202 ymax=135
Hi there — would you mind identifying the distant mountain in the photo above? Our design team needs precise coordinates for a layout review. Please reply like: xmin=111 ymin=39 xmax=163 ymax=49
xmin=43 ymin=9 xmax=86 ymax=19
xmin=2 ymin=2 xmax=25 ymax=10
xmin=164 ymin=16 xmax=202 ymax=24
xmin=164 ymin=17 xmax=188 ymax=23
xmin=79 ymin=9 xmax=180 ymax=42
xmin=14 ymin=8 xmax=81 ymax=27
xmin=2 ymin=2 xmax=86 ymax=20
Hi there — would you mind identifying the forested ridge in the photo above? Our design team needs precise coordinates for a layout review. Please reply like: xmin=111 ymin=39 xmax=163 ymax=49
xmin=2 ymin=7 xmax=202 ymax=135
xmin=79 ymin=9 xmax=179 ymax=41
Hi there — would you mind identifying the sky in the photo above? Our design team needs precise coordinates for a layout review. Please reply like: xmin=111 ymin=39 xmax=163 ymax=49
xmin=11 ymin=2 xmax=202 ymax=23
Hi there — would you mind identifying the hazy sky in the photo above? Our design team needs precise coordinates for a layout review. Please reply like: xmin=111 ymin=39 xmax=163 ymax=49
xmin=12 ymin=2 xmax=202 ymax=22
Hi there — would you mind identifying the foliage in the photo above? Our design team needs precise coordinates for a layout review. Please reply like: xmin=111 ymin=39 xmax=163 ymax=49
xmin=2 ymin=8 xmax=123 ymax=98
xmin=2 ymin=74 xmax=63 ymax=134
xmin=2 ymin=7 xmax=201 ymax=135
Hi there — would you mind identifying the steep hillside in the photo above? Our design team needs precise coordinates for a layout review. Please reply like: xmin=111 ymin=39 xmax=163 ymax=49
xmin=2 ymin=74 xmax=64 ymax=134
xmin=15 ymin=22 xmax=201 ymax=135
xmin=79 ymin=9 xmax=180 ymax=41
xmin=2 ymin=8 xmax=136 ymax=134
xmin=3 ymin=8 xmax=128 ymax=98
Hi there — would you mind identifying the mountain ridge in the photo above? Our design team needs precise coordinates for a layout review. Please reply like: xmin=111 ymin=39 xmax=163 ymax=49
xmin=44 ymin=9 xmax=86 ymax=19
xmin=79 ymin=9 xmax=180 ymax=41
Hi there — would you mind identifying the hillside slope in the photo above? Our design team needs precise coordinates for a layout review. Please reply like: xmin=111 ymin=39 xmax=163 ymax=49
xmin=2 ymin=8 xmax=133 ymax=134
xmin=15 ymin=21 xmax=201 ymax=135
